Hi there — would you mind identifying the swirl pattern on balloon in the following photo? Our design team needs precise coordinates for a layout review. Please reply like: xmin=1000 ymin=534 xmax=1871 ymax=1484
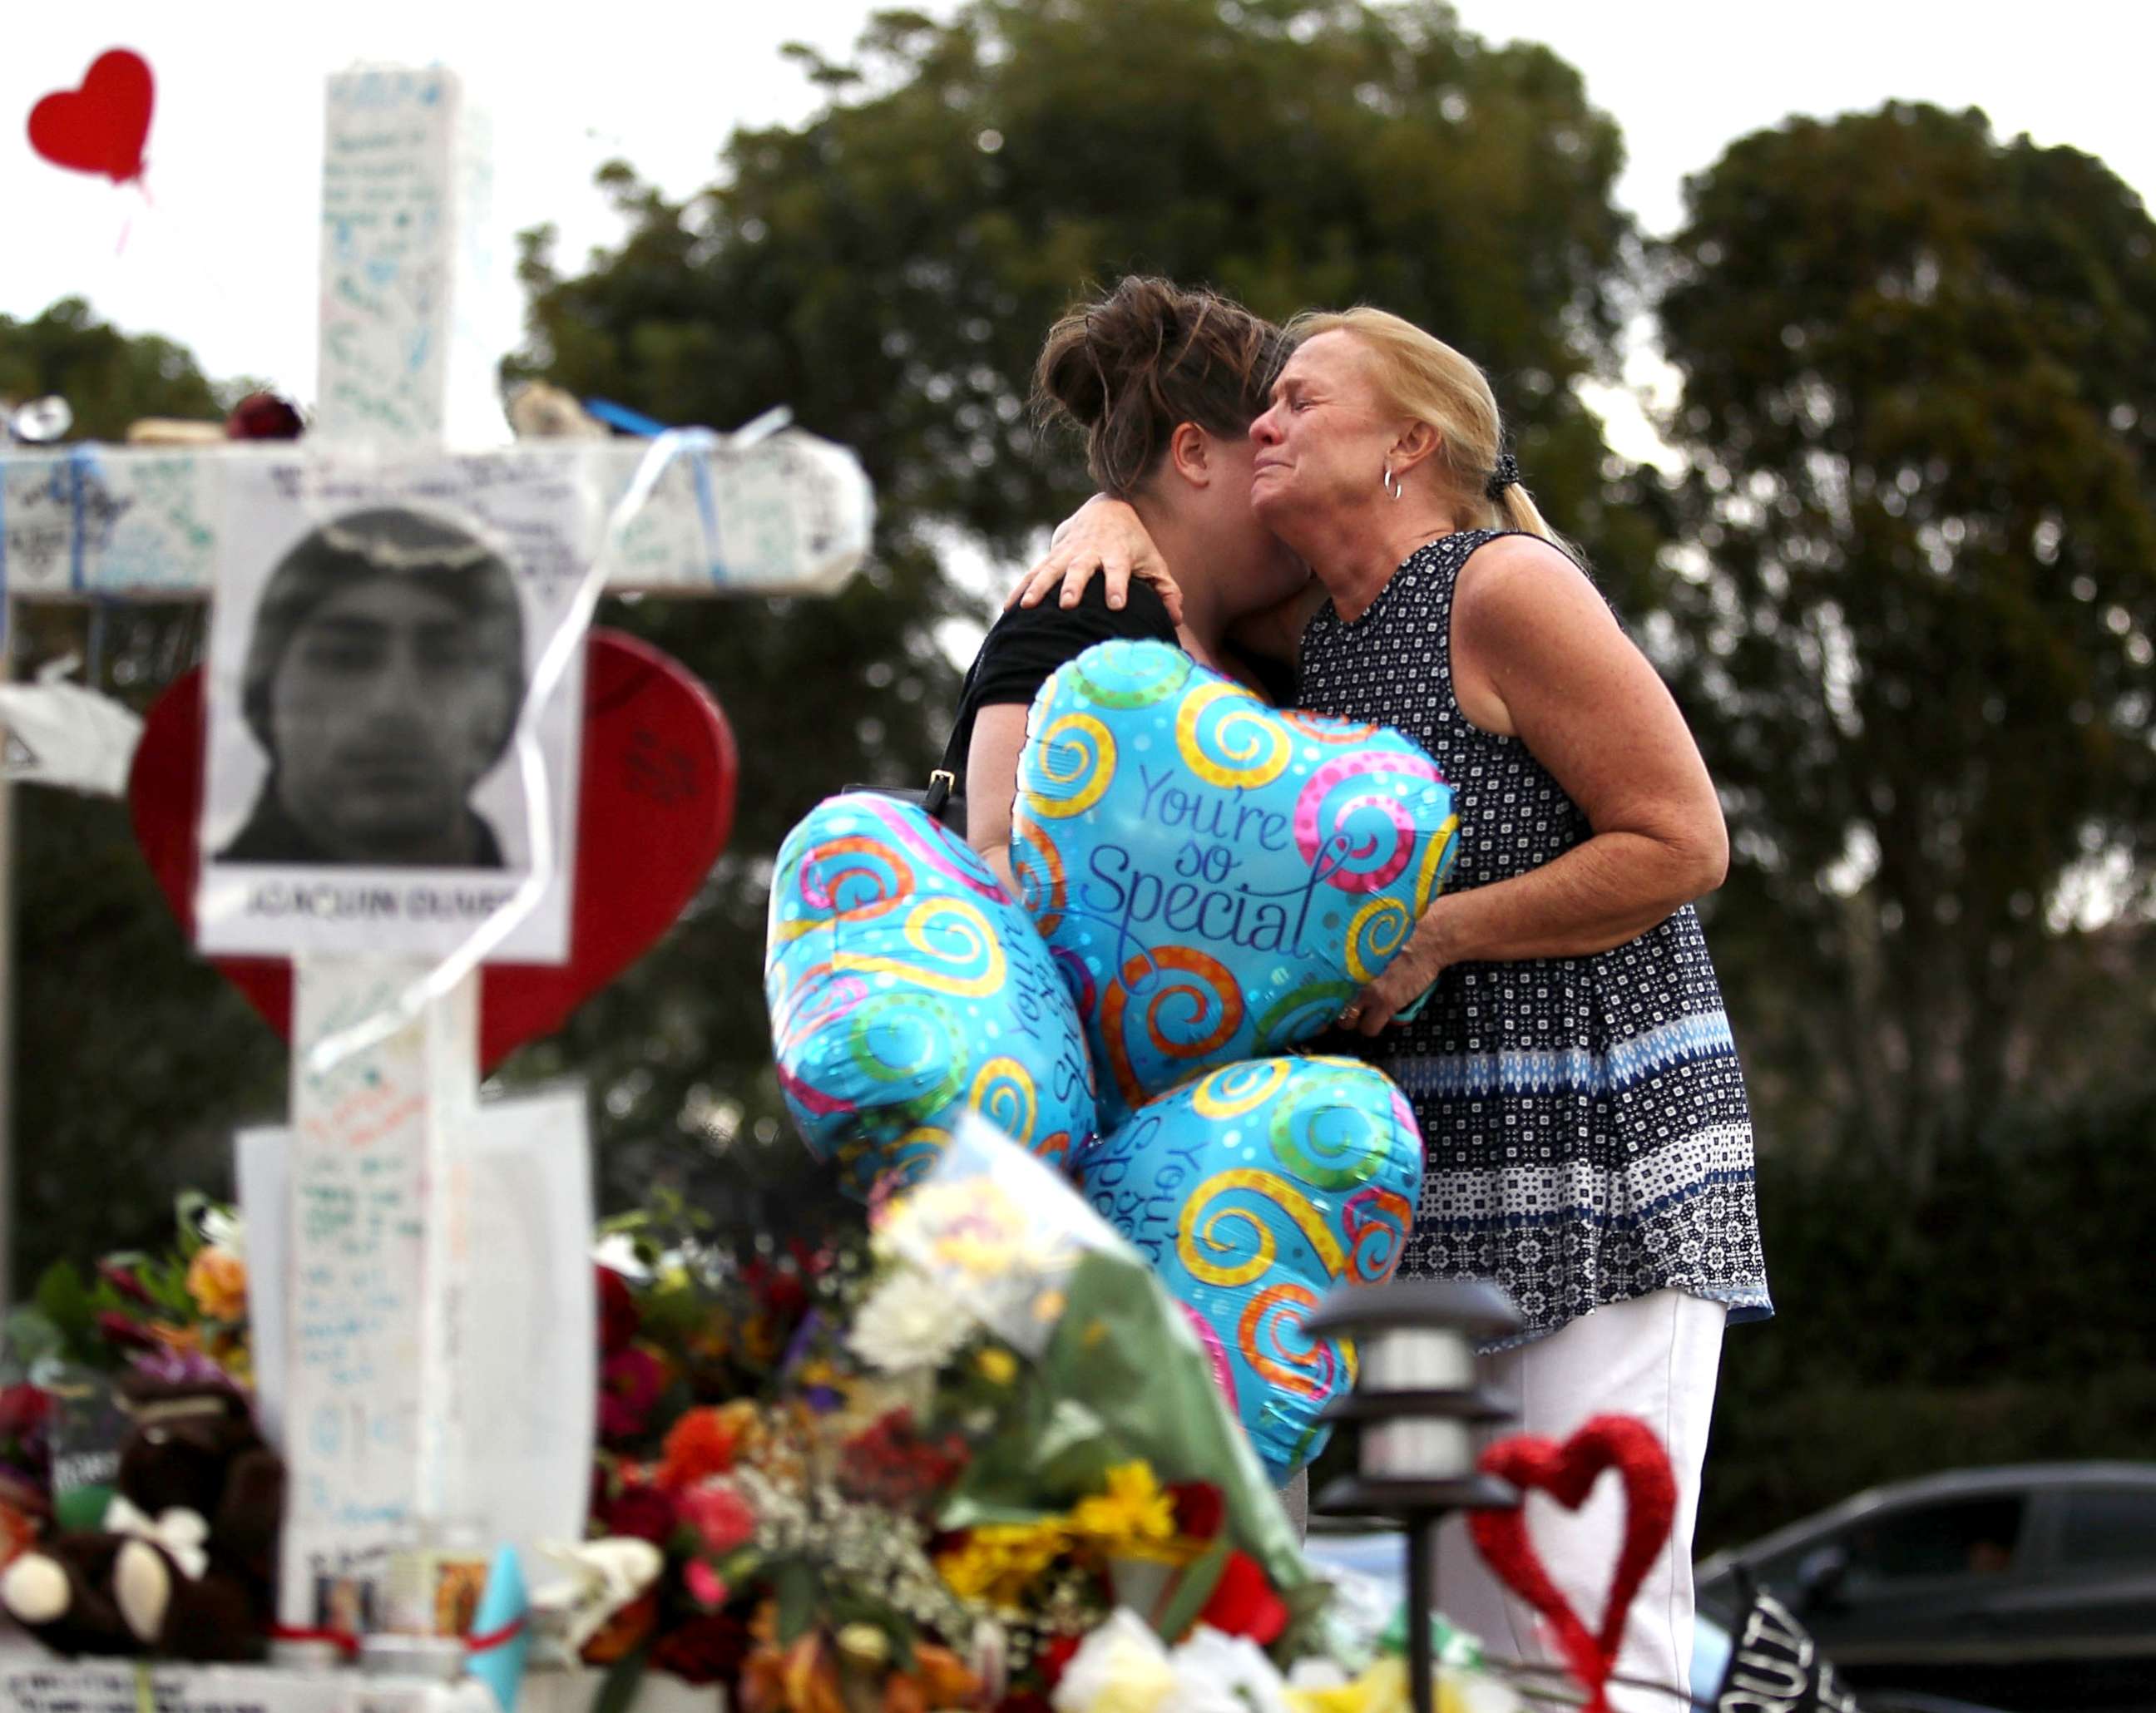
xmin=766 ymin=792 xmax=1097 ymax=1198
xmin=1189 ymin=1059 xmax=1292 ymax=1119
xmin=1024 ymin=712 xmax=1117 ymax=819
xmin=1345 ymin=895 xmax=1412 ymax=985
xmin=1071 ymin=1054 xmax=1423 ymax=1484
xmin=1176 ymin=682 xmax=1292 ymax=789
xmin=1100 ymin=946 xmax=1245 ymax=1113
xmin=1254 ymin=980 xmax=1358 ymax=1053
xmin=1011 ymin=811 xmax=1067 ymax=932
xmin=832 ymin=896 xmax=1006 ymax=997
xmin=1269 ymin=1066 xmax=1397 ymax=1188
xmin=1279 ymin=709 xmax=1380 ymax=745
xmin=1015 ymin=639 xmax=1457 ymax=1124
xmin=1241 ymin=1281 xmax=1333 ymax=1400
xmin=1073 ymin=640 xmax=1193 ymax=708
xmin=1296 ymin=751 xmax=1444 ymax=894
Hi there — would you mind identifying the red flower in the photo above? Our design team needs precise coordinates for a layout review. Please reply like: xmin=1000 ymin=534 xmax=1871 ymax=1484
xmin=0 ymin=1386 xmax=51 ymax=1442
xmin=1038 ymin=1633 xmax=1080 ymax=1686
xmin=651 ymin=1612 xmax=752 ymax=1686
xmin=837 ymin=1409 xmax=970 ymax=1512
xmin=1167 ymin=1481 xmax=1224 ymax=1541
xmin=679 ymin=1481 xmax=757 ymax=1555
xmin=657 ymin=1407 xmax=740 ymax=1491
xmin=95 ymin=1311 xmax=156 ymax=1351
xmin=225 ymin=390 xmax=304 ymax=441
xmin=96 ymin=1262 xmax=154 ymax=1307
xmin=600 ymin=1348 xmax=667 ymax=1441
xmin=601 ymin=1481 xmax=677 ymax=1544
xmin=1198 ymin=1551 xmax=1288 ymax=1646
xmin=597 ymin=1266 xmax=640 ymax=1355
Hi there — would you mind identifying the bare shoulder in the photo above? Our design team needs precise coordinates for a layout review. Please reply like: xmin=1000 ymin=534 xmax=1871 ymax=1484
xmin=1454 ymin=531 xmax=1614 ymax=638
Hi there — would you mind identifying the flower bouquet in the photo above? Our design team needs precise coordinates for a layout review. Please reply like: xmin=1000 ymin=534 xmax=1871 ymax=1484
xmin=567 ymin=1121 xmax=1351 ymax=1713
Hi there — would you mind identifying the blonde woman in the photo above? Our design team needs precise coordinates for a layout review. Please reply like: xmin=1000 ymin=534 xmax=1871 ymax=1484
xmin=1023 ymin=309 xmax=1768 ymax=1712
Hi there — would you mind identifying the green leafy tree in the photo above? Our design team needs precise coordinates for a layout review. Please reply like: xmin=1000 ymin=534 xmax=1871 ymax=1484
xmin=1655 ymin=104 xmax=2156 ymax=1182
xmin=1 ymin=299 xmax=280 ymax=1292
xmin=507 ymin=0 xmax=1658 ymax=1220
xmin=0 ymin=297 xmax=223 ymax=442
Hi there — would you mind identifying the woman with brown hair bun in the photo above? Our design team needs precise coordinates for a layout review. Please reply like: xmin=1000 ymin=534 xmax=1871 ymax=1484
xmin=945 ymin=276 xmax=1311 ymax=897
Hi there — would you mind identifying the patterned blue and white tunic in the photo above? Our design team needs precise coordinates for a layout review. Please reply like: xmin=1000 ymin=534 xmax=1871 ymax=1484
xmin=1298 ymin=530 xmax=1772 ymax=1346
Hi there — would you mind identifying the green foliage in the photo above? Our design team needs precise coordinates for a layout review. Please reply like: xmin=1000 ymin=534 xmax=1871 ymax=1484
xmin=1655 ymin=104 xmax=2156 ymax=1176
xmin=0 ymin=297 xmax=220 ymax=440
xmin=507 ymin=0 xmax=1660 ymax=1220
xmin=0 ymin=297 xmax=267 ymax=1290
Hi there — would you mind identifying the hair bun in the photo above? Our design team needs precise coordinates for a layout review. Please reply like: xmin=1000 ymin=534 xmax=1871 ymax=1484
xmin=1036 ymin=277 xmax=1182 ymax=430
xmin=1031 ymin=275 xmax=1278 ymax=497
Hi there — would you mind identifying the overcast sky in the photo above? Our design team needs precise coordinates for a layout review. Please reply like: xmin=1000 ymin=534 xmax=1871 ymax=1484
xmin=4 ymin=0 xmax=2152 ymax=461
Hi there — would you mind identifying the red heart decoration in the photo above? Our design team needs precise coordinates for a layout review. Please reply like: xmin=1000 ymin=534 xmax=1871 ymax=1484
xmin=128 ymin=629 xmax=737 ymax=1073
xmin=1468 ymin=1414 xmax=1678 ymax=1713
xmin=28 ymin=50 xmax=155 ymax=185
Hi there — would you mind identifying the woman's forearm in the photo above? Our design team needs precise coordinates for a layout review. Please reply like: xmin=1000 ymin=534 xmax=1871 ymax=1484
xmin=1415 ymin=830 xmax=1723 ymax=970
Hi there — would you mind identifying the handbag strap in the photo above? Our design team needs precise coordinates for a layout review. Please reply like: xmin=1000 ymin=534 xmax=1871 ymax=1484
xmin=927 ymin=650 xmax=984 ymax=819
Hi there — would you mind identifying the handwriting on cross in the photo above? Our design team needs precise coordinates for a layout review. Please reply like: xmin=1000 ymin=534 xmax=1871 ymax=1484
xmin=0 ymin=64 xmax=871 ymax=1629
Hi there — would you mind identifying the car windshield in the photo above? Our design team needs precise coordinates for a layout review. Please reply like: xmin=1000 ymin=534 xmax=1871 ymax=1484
xmin=1842 ymin=1493 xmax=2027 ymax=1585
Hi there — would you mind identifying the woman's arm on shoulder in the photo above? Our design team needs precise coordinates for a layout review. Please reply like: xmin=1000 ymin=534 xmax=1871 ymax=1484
xmin=962 ymin=704 xmax=1029 ymax=899
xmin=1006 ymin=496 xmax=1184 ymax=621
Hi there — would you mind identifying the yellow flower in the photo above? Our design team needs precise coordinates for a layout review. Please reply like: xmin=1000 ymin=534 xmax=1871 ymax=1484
xmin=1067 ymin=1462 xmax=1176 ymax=1555
xmin=186 ymin=1246 xmax=248 ymax=1323
xmin=977 ymin=1347 xmax=1018 ymax=1385
xmin=935 ymin=1521 xmax=1067 ymax=1604
xmin=1286 ymin=1657 xmax=1490 ymax=1713
xmin=833 ymin=1622 xmax=889 ymax=1667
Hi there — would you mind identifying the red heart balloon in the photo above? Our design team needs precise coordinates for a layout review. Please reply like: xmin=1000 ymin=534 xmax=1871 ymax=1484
xmin=1468 ymin=1415 xmax=1678 ymax=1713
xmin=128 ymin=629 xmax=737 ymax=1073
xmin=28 ymin=50 xmax=155 ymax=185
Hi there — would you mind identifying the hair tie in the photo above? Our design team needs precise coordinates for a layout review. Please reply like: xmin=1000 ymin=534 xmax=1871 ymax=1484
xmin=1485 ymin=452 xmax=1521 ymax=501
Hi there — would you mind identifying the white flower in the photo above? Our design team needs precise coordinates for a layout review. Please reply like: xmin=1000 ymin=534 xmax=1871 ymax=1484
xmin=199 ymin=1207 xmax=246 ymax=1261
xmin=845 ymin=1262 xmax=972 ymax=1374
xmin=1169 ymin=1627 xmax=1292 ymax=1713
xmin=1052 ymin=1609 xmax=1174 ymax=1713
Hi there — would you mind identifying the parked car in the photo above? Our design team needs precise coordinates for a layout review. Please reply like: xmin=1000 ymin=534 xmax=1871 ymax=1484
xmin=1696 ymin=1463 xmax=2156 ymax=1711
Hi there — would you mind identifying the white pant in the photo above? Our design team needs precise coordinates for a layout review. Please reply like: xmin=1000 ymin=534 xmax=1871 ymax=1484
xmin=1433 ymin=1289 xmax=1727 ymax=1713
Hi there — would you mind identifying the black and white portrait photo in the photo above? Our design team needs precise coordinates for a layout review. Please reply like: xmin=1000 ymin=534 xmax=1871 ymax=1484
xmin=218 ymin=508 xmax=525 ymax=870
xmin=197 ymin=461 xmax=590 ymax=961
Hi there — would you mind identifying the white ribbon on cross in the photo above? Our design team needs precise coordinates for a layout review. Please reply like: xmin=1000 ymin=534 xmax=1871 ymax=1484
xmin=102 ymin=1495 xmax=210 ymax=1581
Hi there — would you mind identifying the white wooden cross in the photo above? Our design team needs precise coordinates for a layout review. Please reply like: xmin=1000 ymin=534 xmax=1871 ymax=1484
xmin=0 ymin=65 xmax=871 ymax=1630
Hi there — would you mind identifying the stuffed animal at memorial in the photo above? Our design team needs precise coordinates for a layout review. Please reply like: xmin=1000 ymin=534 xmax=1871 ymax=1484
xmin=0 ymin=1377 xmax=284 ymax=1661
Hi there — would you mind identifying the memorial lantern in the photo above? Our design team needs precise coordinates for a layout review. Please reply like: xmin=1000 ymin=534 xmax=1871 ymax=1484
xmin=1303 ymin=1279 xmax=1524 ymax=1713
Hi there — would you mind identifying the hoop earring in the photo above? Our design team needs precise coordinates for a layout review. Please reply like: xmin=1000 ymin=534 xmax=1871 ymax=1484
xmin=1382 ymin=463 xmax=1403 ymax=501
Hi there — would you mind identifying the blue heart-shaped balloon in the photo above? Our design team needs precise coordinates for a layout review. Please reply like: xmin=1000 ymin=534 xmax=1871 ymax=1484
xmin=1071 ymin=1054 xmax=1424 ymax=1483
xmin=765 ymin=793 xmax=1098 ymax=1197
xmin=1013 ymin=639 xmax=1458 ymax=1123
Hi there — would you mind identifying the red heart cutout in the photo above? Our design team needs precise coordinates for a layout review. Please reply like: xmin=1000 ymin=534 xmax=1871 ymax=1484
xmin=1468 ymin=1414 xmax=1677 ymax=1713
xmin=128 ymin=629 xmax=737 ymax=1073
xmin=28 ymin=50 xmax=155 ymax=185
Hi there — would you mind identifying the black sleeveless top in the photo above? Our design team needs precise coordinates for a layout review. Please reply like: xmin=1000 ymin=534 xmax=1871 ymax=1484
xmin=1298 ymin=531 xmax=1771 ymax=1345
